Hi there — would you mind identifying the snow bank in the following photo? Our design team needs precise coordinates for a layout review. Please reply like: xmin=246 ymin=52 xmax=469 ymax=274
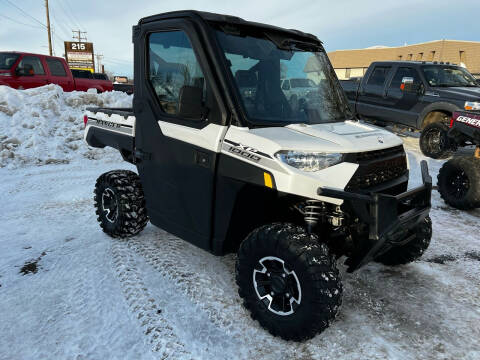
xmin=0 ymin=84 xmax=132 ymax=168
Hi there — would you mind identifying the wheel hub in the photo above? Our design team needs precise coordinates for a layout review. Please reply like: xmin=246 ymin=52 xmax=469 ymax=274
xmin=270 ymin=275 xmax=287 ymax=294
xmin=425 ymin=128 xmax=445 ymax=154
xmin=448 ymin=171 xmax=470 ymax=199
xmin=101 ymin=188 xmax=118 ymax=223
xmin=253 ymin=256 xmax=301 ymax=316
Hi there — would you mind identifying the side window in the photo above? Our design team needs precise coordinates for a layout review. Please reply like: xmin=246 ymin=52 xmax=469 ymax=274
xmin=18 ymin=56 xmax=45 ymax=75
xmin=46 ymin=58 xmax=67 ymax=77
xmin=148 ymin=31 xmax=206 ymax=116
xmin=367 ymin=66 xmax=391 ymax=86
xmin=389 ymin=67 xmax=420 ymax=89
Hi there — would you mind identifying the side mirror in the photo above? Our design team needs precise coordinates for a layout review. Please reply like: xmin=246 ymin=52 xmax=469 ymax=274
xmin=15 ymin=64 xmax=34 ymax=77
xmin=178 ymin=85 xmax=208 ymax=120
xmin=400 ymin=77 xmax=414 ymax=92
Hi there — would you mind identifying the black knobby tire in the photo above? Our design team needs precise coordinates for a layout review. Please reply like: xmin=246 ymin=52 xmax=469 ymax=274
xmin=437 ymin=156 xmax=480 ymax=210
xmin=419 ymin=122 xmax=453 ymax=159
xmin=236 ymin=223 xmax=342 ymax=341
xmin=94 ymin=170 xmax=148 ymax=238
xmin=376 ymin=216 xmax=432 ymax=266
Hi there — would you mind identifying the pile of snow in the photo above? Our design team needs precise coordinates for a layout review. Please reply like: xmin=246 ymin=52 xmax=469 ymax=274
xmin=0 ymin=84 xmax=132 ymax=168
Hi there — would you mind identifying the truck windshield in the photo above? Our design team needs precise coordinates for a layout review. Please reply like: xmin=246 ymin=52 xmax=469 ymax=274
xmin=422 ymin=66 xmax=478 ymax=87
xmin=215 ymin=30 xmax=352 ymax=126
xmin=0 ymin=53 xmax=19 ymax=70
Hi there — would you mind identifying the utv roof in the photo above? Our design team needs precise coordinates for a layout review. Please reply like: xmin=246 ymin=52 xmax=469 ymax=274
xmin=138 ymin=10 xmax=321 ymax=44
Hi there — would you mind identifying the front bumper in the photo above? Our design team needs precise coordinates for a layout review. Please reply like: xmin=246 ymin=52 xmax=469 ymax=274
xmin=317 ymin=160 xmax=432 ymax=272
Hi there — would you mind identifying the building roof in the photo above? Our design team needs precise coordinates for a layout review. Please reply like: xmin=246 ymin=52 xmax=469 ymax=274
xmin=328 ymin=40 xmax=480 ymax=73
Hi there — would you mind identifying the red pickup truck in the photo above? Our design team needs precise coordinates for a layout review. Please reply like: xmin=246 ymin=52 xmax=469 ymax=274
xmin=0 ymin=51 xmax=113 ymax=93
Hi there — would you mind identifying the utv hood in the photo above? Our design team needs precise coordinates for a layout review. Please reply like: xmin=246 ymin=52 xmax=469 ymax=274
xmin=285 ymin=120 xmax=402 ymax=152
xmin=244 ymin=120 xmax=403 ymax=155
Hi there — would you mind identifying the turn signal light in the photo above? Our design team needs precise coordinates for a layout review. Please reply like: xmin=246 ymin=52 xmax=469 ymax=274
xmin=449 ymin=117 xmax=454 ymax=128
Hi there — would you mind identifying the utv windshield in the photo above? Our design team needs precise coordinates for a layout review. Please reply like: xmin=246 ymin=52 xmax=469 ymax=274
xmin=422 ymin=66 xmax=478 ymax=87
xmin=215 ymin=29 xmax=352 ymax=125
xmin=0 ymin=53 xmax=19 ymax=70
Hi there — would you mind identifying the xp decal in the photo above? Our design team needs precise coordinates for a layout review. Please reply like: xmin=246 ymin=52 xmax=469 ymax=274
xmin=223 ymin=139 xmax=272 ymax=160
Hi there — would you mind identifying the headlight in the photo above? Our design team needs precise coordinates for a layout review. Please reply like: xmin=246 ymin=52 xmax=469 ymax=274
xmin=275 ymin=151 xmax=343 ymax=172
xmin=465 ymin=101 xmax=480 ymax=111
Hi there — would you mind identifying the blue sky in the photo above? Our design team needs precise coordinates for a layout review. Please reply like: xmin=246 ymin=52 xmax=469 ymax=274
xmin=1 ymin=0 xmax=479 ymax=77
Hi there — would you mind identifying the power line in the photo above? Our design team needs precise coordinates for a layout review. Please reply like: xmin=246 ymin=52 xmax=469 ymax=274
xmin=0 ymin=13 xmax=45 ymax=29
xmin=2 ymin=0 xmax=47 ymax=29
xmin=103 ymin=56 xmax=133 ymax=64
xmin=49 ymin=4 xmax=73 ymax=40
xmin=56 ymin=0 xmax=84 ymax=32
xmin=72 ymin=30 xmax=88 ymax=42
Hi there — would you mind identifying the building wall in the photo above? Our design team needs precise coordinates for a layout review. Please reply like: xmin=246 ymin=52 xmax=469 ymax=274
xmin=328 ymin=40 xmax=480 ymax=79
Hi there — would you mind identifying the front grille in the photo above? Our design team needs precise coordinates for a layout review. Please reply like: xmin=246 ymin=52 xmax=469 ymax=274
xmin=344 ymin=145 xmax=408 ymax=190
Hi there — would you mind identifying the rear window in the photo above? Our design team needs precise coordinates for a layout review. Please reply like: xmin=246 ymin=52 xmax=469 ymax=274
xmin=46 ymin=58 xmax=67 ymax=77
xmin=0 ymin=53 xmax=19 ymax=70
xmin=71 ymin=69 xmax=93 ymax=79
xmin=367 ymin=66 xmax=391 ymax=86
xmin=290 ymin=78 xmax=316 ymax=88
xmin=93 ymin=73 xmax=108 ymax=80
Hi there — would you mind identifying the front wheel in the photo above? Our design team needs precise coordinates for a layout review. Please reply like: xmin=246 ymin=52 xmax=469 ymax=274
xmin=437 ymin=157 xmax=480 ymax=210
xmin=236 ymin=223 xmax=342 ymax=341
xmin=376 ymin=216 xmax=432 ymax=266
xmin=94 ymin=170 xmax=148 ymax=238
xmin=419 ymin=122 xmax=453 ymax=159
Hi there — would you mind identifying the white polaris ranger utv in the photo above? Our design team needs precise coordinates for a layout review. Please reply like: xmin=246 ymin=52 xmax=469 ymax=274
xmin=84 ymin=11 xmax=433 ymax=341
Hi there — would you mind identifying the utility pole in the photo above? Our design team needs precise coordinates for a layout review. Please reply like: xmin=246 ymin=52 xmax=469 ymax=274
xmin=72 ymin=30 xmax=87 ymax=43
xmin=45 ymin=0 xmax=53 ymax=56
xmin=95 ymin=54 xmax=104 ymax=73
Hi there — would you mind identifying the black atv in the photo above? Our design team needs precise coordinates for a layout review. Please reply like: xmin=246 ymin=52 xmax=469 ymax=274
xmin=420 ymin=111 xmax=480 ymax=209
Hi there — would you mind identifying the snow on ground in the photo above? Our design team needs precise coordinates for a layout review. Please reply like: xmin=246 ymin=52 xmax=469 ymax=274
xmin=0 ymin=86 xmax=479 ymax=359
xmin=0 ymin=84 xmax=132 ymax=168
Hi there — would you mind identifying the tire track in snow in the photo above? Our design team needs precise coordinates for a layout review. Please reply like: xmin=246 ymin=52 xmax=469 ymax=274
xmin=111 ymin=240 xmax=190 ymax=357
xmin=125 ymin=231 xmax=307 ymax=359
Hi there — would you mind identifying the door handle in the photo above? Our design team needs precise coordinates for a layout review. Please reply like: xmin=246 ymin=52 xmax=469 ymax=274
xmin=135 ymin=149 xmax=152 ymax=161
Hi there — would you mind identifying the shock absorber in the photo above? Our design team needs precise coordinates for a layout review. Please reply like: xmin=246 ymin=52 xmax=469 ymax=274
xmin=304 ymin=200 xmax=324 ymax=233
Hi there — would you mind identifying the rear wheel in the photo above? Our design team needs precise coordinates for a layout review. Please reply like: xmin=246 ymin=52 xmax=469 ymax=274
xmin=376 ymin=216 xmax=432 ymax=266
xmin=236 ymin=223 xmax=342 ymax=341
xmin=437 ymin=156 xmax=480 ymax=210
xmin=419 ymin=122 xmax=453 ymax=159
xmin=94 ymin=170 xmax=148 ymax=238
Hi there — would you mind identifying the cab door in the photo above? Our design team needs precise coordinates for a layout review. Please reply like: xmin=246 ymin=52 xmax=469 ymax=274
xmin=356 ymin=65 xmax=393 ymax=121
xmin=134 ymin=22 xmax=228 ymax=251
xmin=45 ymin=57 xmax=74 ymax=91
xmin=384 ymin=66 xmax=422 ymax=127
xmin=14 ymin=55 xmax=49 ymax=89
